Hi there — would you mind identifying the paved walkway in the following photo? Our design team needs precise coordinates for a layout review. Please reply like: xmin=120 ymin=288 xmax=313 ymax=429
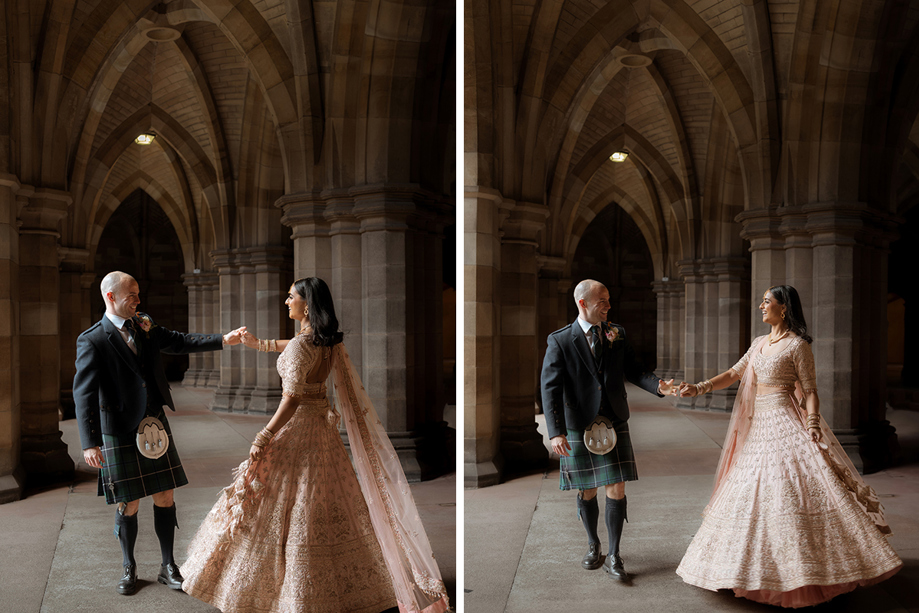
xmin=465 ymin=385 xmax=919 ymax=613
xmin=0 ymin=386 xmax=456 ymax=612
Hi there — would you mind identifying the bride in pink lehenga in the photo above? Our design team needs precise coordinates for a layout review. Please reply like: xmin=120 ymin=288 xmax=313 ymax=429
xmin=676 ymin=285 xmax=902 ymax=608
xmin=180 ymin=277 xmax=450 ymax=613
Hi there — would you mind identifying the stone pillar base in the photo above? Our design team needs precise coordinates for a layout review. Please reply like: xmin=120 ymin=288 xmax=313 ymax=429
xmin=858 ymin=420 xmax=899 ymax=474
xmin=0 ymin=466 xmax=26 ymax=504
xmin=247 ymin=389 xmax=283 ymax=415
xmin=355 ymin=424 xmax=453 ymax=483
xmin=707 ymin=389 xmax=737 ymax=411
xmin=20 ymin=433 xmax=74 ymax=486
xmin=464 ymin=458 xmax=504 ymax=489
xmin=835 ymin=429 xmax=862 ymax=474
xmin=211 ymin=387 xmax=249 ymax=413
xmin=500 ymin=423 xmax=548 ymax=473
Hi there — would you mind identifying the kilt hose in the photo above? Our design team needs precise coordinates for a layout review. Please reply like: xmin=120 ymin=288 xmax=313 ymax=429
xmin=98 ymin=405 xmax=188 ymax=504
xmin=559 ymin=420 xmax=638 ymax=491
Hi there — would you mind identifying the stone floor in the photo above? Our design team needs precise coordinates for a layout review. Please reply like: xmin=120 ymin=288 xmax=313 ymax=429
xmin=465 ymin=385 xmax=919 ymax=613
xmin=0 ymin=386 xmax=456 ymax=613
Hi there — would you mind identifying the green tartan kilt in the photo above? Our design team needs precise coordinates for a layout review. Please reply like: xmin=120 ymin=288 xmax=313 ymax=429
xmin=97 ymin=407 xmax=188 ymax=504
xmin=559 ymin=421 xmax=638 ymax=491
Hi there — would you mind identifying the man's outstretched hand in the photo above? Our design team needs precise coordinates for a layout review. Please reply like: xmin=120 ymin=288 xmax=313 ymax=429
xmin=223 ymin=326 xmax=247 ymax=346
xmin=658 ymin=378 xmax=677 ymax=396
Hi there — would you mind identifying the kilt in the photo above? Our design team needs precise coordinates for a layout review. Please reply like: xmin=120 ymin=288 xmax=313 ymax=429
xmin=97 ymin=406 xmax=188 ymax=504
xmin=559 ymin=421 xmax=638 ymax=491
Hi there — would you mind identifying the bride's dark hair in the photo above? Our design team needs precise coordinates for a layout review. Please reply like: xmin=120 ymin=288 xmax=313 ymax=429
xmin=294 ymin=277 xmax=344 ymax=347
xmin=767 ymin=285 xmax=813 ymax=344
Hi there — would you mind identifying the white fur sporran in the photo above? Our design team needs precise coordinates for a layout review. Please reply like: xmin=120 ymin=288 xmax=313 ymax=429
xmin=583 ymin=416 xmax=617 ymax=455
xmin=136 ymin=416 xmax=169 ymax=459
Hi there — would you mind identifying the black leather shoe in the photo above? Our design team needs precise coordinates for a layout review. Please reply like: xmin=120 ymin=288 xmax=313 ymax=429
xmin=603 ymin=554 xmax=630 ymax=582
xmin=158 ymin=563 xmax=184 ymax=590
xmin=117 ymin=564 xmax=137 ymax=595
xmin=581 ymin=542 xmax=602 ymax=570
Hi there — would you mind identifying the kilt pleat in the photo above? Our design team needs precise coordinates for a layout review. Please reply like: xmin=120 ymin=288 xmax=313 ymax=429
xmin=97 ymin=409 xmax=187 ymax=504
xmin=560 ymin=421 xmax=638 ymax=490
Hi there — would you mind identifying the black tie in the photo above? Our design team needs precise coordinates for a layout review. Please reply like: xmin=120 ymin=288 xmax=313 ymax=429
xmin=123 ymin=320 xmax=138 ymax=354
xmin=591 ymin=325 xmax=602 ymax=363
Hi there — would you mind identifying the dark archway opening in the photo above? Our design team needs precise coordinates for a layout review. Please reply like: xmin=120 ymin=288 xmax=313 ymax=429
xmin=91 ymin=189 xmax=189 ymax=381
xmin=570 ymin=203 xmax=657 ymax=370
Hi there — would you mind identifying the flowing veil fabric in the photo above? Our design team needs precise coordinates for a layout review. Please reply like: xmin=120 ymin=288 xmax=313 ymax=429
xmin=331 ymin=343 xmax=450 ymax=613
xmin=709 ymin=336 xmax=891 ymax=535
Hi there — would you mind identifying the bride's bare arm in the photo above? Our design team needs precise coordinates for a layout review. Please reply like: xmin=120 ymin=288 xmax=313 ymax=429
xmin=678 ymin=369 xmax=741 ymax=398
xmin=249 ymin=394 xmax=300 ymax=461
xmin=240 ymin=331 xmax=290 ymax=352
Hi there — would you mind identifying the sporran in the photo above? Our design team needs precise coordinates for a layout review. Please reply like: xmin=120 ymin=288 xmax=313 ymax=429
xmin=583 ymin=416 xmax=617 ymax=455
xmin=136 ymin=416 xmax=169 ymax=459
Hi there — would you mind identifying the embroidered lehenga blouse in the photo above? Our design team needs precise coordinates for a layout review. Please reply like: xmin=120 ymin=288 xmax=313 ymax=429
xmin=676 ymin=335 xmax=902 ymax=608
xmin=181 ymin=335 xmax=450 ymax=613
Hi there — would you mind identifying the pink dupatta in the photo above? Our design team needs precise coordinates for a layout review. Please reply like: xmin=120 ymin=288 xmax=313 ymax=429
xmin=331 ymin=343 xmax=451 ymax=613
xmin=709 ymin=336 xmax=891 ymax=535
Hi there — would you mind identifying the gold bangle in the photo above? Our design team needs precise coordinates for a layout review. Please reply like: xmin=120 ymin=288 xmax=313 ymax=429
xmin=269 ymin=339 xmax=277 ymax=352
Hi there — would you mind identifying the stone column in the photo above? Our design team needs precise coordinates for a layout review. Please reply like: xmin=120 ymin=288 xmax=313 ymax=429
xmin=247 ymin=247 xmax=291 ymax=414
xmin=464 ymin=187 xmax=502 ymax=487
xmin=18 ymin=188 xmax=74 ymax=485
xmin=677 ymin=261 xmax=704 ymax=409
xmin=536 ymin=257 xmax=569 ymax=399
xmin=0 ymin=177 xmax=25 ymax=502
xmin=738 ymin=210 xmax=785 ymax=336
xmin=182 ymin=271 xmax=206 ymax=387
xmin=327 ymin=202 xmax=364 ymax=374
xmin=58 ymin=249 xmax=92 ymax=420
xmin=352 ymin=186 xmax=448 ymax=481
xmin=780 ymin=212 xmax=814 ymax=322
xmin=710 ymin=257 xmax=750 ymax=410
xmin=278 ymin=191 xmax=332 ymax=286
xmin=652 ymin=278 xmax=683 ymax=381
xmin=201 ymin=272 xmax=221 ymax=387
xmin=498 ymin=201 xmax=549 ymax=472
xmin=211 ymin=250 xmax=247 ymax=412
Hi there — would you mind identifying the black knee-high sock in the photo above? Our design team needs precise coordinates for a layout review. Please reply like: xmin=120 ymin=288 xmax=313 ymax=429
xmin=605 ymin=495 xmax=627 ymax=556
xmin=153 ymin=504 xmax=178 ymax=566
xmin=577 ymin=493 xmax=601 ymax=546
xmin=114 ymin=508 xmax=138 ymax=567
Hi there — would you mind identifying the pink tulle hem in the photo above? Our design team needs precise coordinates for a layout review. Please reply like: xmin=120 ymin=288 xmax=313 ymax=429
xmin=733 ymin=565 xmax=902 ymax=608
xmin=399 ymin=596 xmax=450 ymax=613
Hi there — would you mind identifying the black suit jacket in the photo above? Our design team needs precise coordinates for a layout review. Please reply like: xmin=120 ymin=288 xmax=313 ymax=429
xmin=73 ymin=313 xmax=224 ymax=450
xmin=541 ymin=320 xmax=661 ymax=440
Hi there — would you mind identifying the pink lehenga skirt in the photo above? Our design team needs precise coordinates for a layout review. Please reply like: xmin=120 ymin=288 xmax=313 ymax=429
xmin=676 ymin=392 xmax=902 ymax=608
xmin=180 ymin=398 xmax=397 ymax=613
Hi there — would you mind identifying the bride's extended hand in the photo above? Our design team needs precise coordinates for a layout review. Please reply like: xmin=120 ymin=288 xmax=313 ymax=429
xmin=678 ymin=382 xmax=697 ymax=397
xmin=240 ymin=330 xmax=259 ymax=350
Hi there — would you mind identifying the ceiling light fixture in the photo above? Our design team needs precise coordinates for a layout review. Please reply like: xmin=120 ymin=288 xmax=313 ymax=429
xmin=609 ymin=151 xmax=629 ymax=163
xmin=135 ymin=133 xmax=156 ymax=146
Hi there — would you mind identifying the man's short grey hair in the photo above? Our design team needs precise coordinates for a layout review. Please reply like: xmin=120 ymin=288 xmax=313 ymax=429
xmin=573 ymin=279 xmax=602 ymax=303
xmin=100 ymin=271 xmax=134 ymax=298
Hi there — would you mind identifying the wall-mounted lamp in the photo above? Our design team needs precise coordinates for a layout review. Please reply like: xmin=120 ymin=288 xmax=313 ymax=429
xmin=609 ymin=151 xmax=629 ymax=163
xmin=135 ymin=133 xmax=156 ymax=145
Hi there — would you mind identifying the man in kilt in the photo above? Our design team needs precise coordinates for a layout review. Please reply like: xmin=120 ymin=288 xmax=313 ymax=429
xmin=541 ymin=279 xmax=675 ymax=582
xmin=74 ymin=271 xmax=246 ymax=595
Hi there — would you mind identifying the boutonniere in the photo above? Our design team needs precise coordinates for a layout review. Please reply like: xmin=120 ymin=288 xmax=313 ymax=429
xmin=605 ymin=326 xmax=621 ymax=346
xmin=136 ymin=314 xmax=156 ymax=337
